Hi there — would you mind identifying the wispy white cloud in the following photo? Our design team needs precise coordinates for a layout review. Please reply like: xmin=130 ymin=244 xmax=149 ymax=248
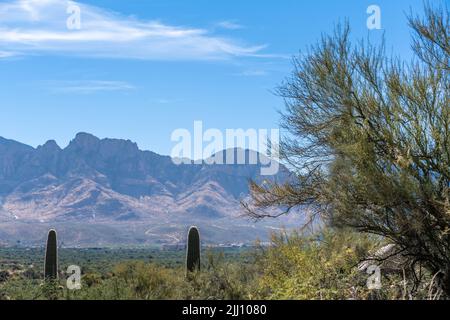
xmin=235 ymin=69 xmax=268 ymax=77
xmin=216 ymin=20 xmax=244 ymax=30
xmin=50 ymin=80 xmax=135 ymax=94
xmin=0 ymin=0 xmax=270 ymax=60
xmin=0 ymin=50 xmax=18 ymax=58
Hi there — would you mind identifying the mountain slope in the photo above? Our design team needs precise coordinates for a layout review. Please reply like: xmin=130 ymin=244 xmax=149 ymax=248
xmin=0 ymin=133 xmax=299 ymax=246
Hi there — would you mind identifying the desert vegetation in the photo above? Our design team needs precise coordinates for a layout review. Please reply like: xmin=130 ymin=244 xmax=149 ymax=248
xmin=0 ymin=228 xmax=444 ymax=300
xmin=0 ymin=3 xmax=448 ymax=301
xmin=245 ymin=3 xmax=449 ymax=298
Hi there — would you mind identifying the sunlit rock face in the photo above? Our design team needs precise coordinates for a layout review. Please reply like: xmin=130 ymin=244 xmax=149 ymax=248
xmin=0 ymin=133 xmax=297 ymax=246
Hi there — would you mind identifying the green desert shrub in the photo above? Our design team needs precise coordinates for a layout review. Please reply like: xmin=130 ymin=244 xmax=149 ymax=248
xmin=111 ymin=261 xmax=187 ymax=299
xmin=254 ymin=230 xmax=378 ymax=300
xmin=180 ymin=250 xmax=257 ymax=300
xmin=3 ymin=230 xmax=442 ymax=300
xmin=82 ymin=272 xmax=103 ymax=288
xmin=0 ymin=279 xmax=43 ymax=300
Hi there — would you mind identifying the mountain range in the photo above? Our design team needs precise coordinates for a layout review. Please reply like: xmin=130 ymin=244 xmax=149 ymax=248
xmin=0 ymin=133 xmax=300 ymax=247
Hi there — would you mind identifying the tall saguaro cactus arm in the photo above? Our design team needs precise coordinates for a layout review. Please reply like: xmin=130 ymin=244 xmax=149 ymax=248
xmin=44 ymin=229 xmax=58 ymax=280
xmin=186 ymin=226 xmax=201 ymax=274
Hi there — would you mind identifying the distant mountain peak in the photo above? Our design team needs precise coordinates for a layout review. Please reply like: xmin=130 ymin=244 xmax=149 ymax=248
xmin=0 ymin=136 xmax=35 ymax=152
xmin=67 ymin=133 xmax=141 ymax=153
xmin=101 ymin=137 xmax=139 ymax=151
xmin=67 ymin=132 xmax=101 ymax=152
xmin=38 ymin=140 xmax=61 ymax=151
xmin=0 ymin=133 xmax=293 ymax=246
xmin=207 ymin=147 xmax=273 ymax=166
xmin=73 ymin=132 xmax=100 ymax=144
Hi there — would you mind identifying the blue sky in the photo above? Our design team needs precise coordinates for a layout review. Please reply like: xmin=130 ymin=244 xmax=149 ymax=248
xmin=0 ymin=0 xmax=428 ymax=155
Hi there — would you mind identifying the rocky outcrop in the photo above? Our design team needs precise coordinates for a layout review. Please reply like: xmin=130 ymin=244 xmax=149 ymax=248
xmin=0 ymin=133 xmax=295 ymax=246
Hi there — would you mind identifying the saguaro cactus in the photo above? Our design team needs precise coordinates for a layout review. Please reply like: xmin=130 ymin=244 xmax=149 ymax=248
xmin=44 ymin=229 xmax=58 ymax=280
xmin=186 ymin=226 xmax=201 ymax=275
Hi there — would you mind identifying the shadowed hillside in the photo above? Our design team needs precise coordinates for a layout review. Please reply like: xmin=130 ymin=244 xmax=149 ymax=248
xmin=0 ymin=133 xmax=299 ymax=246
